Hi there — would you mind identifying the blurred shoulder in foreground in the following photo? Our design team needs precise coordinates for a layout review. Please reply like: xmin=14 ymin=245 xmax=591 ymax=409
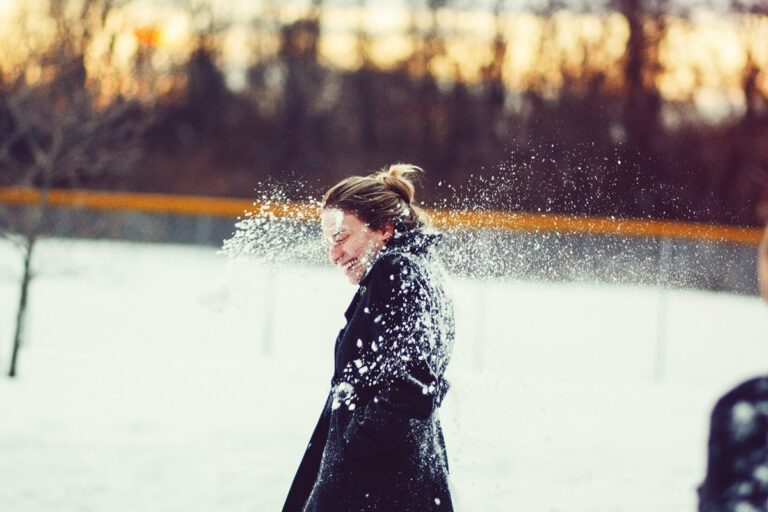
xmin=699 ymin=216 xmax=768 ymax=511
xmin=758 ymin=223 xmax=768 ymax=302
xmin=699 ymin=377 xmax=768 ymax=511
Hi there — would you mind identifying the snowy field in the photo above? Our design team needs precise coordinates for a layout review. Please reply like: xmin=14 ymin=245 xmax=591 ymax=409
xmin=1 ymin=238 xmax=767 ymax=512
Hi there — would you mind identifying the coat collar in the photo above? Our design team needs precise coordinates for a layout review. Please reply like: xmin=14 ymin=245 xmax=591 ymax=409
xmin=344 ymin=290 xmax=362 ymax=321
xmin=357 ymin=227 xmax=442 ymax=289
xmin=382 ymin=227 xmax=442 ymax=257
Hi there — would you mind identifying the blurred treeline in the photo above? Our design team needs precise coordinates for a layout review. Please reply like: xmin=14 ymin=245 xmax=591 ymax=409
xmin=2 ymin=0 xmax=768 ymax=225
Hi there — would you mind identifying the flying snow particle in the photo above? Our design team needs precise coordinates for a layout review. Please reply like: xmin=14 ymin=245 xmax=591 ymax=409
xmin=732 ymin=501 xmax=759 ymax=512
xmin=753 ymin=465 xmax=768 ymax=484
xmin=731 ymin=401 xmax=758 ymax=440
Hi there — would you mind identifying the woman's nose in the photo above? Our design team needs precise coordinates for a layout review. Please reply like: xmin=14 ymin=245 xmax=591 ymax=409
xmin=329 ymin=244 xmax=343 ymax=264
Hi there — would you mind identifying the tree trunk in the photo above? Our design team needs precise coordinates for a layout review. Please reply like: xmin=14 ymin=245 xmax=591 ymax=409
xmin=8 ymin=239 xmax=34 ymax=378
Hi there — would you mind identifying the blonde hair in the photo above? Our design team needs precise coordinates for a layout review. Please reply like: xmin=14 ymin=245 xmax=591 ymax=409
xmin=322 ymin=163 xmax=430 ymax=231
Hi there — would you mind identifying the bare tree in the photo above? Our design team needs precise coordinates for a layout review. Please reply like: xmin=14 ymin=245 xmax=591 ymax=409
xmin=0 ymin=0 xmax=151 ymax=377
xmin=484 ymin=0 xmax=508 ymax=119
xmin=714 ymin=1 xmax=768 ymax=209
xmin=613 ymin=0 xmax=666 ymax=158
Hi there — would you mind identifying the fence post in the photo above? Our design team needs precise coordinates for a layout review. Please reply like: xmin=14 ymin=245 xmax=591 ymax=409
xmin=195 ymin=215 xmax=213 ymax=245
xmin=262 ymin=266 xmax=276 ymax=356
xmin=654 ymin=237 xmax=672 ymax=383
xmin=473 ymin=281 xmax=486 ymax=371
xmin=655 ymin=287 xmax=668 ymax=383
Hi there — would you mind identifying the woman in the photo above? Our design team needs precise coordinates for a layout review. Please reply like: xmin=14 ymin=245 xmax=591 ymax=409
xmin=283 ymin=164 xmax=455 ymax=511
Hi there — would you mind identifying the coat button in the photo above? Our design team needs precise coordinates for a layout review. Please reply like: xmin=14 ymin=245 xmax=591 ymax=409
xmin=359 ymin=286 xmax=366 ymax=295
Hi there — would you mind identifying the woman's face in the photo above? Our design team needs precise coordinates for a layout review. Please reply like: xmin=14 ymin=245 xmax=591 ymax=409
xmin=321 ymin=208 xmax=392 ymax=284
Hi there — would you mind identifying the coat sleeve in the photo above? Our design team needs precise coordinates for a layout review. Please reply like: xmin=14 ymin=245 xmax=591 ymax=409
xmin=282 ymin=394 xmax=332 ymax=512
xmin=340 ymin=255 xmax=444 ymax=460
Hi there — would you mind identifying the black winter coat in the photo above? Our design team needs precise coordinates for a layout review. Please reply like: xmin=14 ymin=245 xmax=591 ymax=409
xmin=283 ymin=229 xmax=455 ymax=512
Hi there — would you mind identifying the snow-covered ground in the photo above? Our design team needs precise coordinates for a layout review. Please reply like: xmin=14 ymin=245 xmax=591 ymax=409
xmin=0 ymin=238 xmax=766 ymax=511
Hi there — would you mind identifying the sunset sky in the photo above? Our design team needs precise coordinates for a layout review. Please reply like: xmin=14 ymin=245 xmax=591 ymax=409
xmin=1 ymin=0 xmax=766 ymax=116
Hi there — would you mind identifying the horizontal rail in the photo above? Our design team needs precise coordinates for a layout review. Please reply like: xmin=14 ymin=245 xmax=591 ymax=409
xmin=0 ymin=186 xmax=253 ymax=217
xmin=0 ymin=186 xmax=762 ymax=245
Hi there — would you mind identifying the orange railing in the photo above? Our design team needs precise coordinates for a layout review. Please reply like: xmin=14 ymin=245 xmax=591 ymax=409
xmin=0 ymin=186 xmax=762 ymax=245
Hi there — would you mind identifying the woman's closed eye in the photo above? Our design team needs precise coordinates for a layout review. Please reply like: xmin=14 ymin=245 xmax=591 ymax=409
xmin=323 ymin=234 xmax=346 ymax=249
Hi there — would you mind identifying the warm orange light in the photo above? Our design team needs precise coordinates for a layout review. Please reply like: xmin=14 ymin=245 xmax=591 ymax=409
xmin=133 ymin=25 xmax=159 ymax=47
xmin=1 ymin=0 xmax=765 ymax=112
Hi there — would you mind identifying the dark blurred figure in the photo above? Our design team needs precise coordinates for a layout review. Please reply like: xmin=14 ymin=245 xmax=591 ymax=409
xmin=698 ymin=194 xmax=768 ymax=512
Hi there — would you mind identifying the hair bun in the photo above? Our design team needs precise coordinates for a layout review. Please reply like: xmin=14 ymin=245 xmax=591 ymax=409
xmin=374 ymin=163 xmax=422 ymax=204
xmin=323 ymin=163 xmax=429 ymax=230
